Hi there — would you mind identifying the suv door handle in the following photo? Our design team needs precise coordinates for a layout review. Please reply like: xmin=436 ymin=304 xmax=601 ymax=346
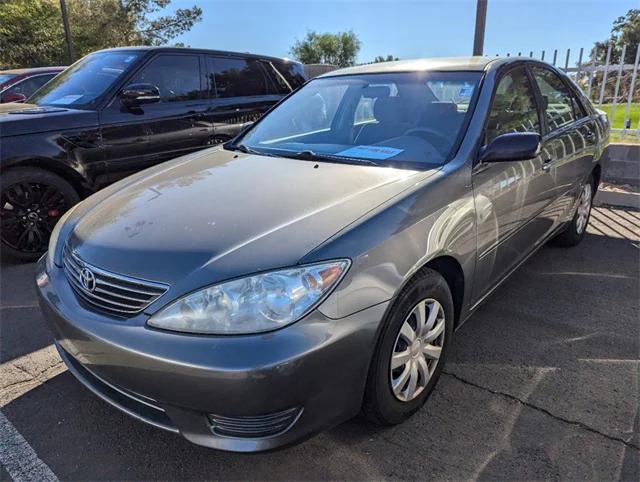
xmin=542 ymin=158 xmax=552 ymax=172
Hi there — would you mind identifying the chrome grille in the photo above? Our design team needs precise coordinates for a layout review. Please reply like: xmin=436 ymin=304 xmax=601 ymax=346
xmin=63 ymin=245 xmax=168 ymax=315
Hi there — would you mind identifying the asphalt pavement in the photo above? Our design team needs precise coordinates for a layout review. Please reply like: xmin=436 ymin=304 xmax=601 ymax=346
xmin=1 ymin=205 xmax=638 ymax=481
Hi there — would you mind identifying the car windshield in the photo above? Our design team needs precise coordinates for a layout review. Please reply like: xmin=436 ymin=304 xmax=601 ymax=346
xmin=29 ymin=51 xmax=139 ymax=108
xmin=237 ymin=71 xmax=482 ymax=168
xmin=0 ymin=73 xmax=17 ymax=86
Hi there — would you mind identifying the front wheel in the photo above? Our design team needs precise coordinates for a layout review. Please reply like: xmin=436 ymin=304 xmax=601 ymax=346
xmin=362 ymin=269 xmax=454 ymax=425
xmin=551 ymin=174 xmax=595 ymax=247
xmin=1 ymin=167 xmax=80 ymax=261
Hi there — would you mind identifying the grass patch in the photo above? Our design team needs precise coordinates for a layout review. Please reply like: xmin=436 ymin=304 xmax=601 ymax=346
xmin=599 ymin=103 xmax=639 ymax=129
xmin=609 ymin=131 xmax=640 ymax=145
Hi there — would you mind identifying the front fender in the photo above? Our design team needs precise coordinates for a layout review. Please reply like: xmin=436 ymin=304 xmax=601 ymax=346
xmin=302 ymin=163 xmax=476 ymax=321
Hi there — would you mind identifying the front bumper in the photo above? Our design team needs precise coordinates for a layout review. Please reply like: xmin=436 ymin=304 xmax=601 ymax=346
xmin=36 ymin=256 xmax=389 ymax=452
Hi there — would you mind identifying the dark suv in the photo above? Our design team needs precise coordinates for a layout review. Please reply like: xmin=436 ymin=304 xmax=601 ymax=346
xmin=0 ymin=47 xmax=306 ymax=260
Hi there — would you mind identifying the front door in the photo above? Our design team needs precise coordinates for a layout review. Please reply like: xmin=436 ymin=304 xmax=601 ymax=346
xmin=472 ymin=65 xmax=556 ymax=304
xmin=99 ymin=53 xmax=211 ymax=183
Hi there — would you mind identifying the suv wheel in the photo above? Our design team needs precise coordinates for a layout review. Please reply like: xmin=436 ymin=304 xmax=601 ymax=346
xmin=1 ymin=167 xmax=79 ymax=261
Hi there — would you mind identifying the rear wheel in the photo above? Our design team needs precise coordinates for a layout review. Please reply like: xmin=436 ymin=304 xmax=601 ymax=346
xmin=551 ymin=174 xmax=594 ymax=247
xmin=1 ymin=167 xmax=79 ymax=261
xmin=363 ymin=269 xmax=454 ymax=425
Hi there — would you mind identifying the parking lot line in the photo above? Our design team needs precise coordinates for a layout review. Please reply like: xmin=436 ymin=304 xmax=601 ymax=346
xmin=0 ymin=410 xmax=58 ymax=482
xmin=0 ymin=345 xmax=66 ymax=408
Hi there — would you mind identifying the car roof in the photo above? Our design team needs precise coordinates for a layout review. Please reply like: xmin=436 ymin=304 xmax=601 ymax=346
xmin=317 ymin=56 xmax=543 ymax=77
xmin=91 ymin=46 xmax=302 ymax=65
xmin=0 ymin=66 xmax=66 ymax=75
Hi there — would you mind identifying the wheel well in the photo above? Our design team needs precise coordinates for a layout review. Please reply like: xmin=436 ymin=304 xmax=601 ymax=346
xmin=425 ymin=256 xmax=465 ymax=327
xmin=1 ymin=160 xmax=87 ymax=197
xmin=592 ymin=164 xmax=601 ymax=188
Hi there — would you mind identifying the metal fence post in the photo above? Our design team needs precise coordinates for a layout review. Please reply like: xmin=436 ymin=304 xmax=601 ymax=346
xmin=586 ymin=47 xmax=598 ymax=101
xmin=564 ymin=49 xmax=570 ymax=70
xmin=552 ymin=49 xmax=558 ymax=66
xmin=623 ymin=44 xmax=640 ymax=134
xmin=598 ymin=42 xmax=612 ymax=105
xmin=609 ymin=44 xmax=627 ymax=125
xmin=576 ymin=47 xmax=584 ymax=79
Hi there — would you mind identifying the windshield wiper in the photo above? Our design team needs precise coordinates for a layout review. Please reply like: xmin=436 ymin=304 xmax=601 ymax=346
xmin=226 ymin=143 xmax=259 ymax=154
xmin=288 ymin=150 xmax=380 ymax=166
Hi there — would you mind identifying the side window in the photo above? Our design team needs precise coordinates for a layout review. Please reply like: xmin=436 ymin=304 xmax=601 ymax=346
xmin=261 ymin=61 xmax=289 ymax=95
xmin=486 ymin=67 xmax=540 ymax=144
xmin=9 ymin=74 xmax=55 ymax=98
xmin=531 ymin=67 xmax=580 ymax=132
xmin=131 ymin=55 xmax=202 ymax=102
xmin=208 ymin=57 xmax=268 ymax=98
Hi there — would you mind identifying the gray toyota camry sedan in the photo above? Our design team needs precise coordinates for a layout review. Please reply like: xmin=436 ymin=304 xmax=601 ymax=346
xmin=37 ymin=57 xmax=608 ymax=452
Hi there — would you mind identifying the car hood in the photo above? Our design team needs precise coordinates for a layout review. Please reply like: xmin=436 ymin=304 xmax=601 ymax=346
xmin=0 ymin=102 xmax=97 ymax=136
xmin=68 ymin=148 xmax=432 ymax=301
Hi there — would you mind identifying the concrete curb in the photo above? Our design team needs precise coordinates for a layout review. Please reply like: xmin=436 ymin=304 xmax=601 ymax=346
xmin=603 ymin=144 xmax=639 ymax=188
xmin=594 ymin=190 xmax=639 ymax=210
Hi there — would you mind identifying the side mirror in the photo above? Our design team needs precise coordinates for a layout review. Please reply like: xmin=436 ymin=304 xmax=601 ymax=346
xmin=479 ymin=132 xmax=541 ymax=163
xmin=1 ymin=92 xmax=27 ymax=103
xmin=120 ymin=83 xmax=160 ymax=106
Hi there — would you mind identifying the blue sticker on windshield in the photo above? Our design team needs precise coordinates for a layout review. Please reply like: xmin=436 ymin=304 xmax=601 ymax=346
xmin=459 ymin=83 xmax=474 ymax=98
xmin=336 ymin=145 xmax=403 ymax=160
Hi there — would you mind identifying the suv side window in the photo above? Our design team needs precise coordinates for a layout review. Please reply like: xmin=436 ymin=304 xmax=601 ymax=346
xmin=208 ymin=57 xmax=268 ymax=98
xmin=486 ymin=67 xmax=540 ymax=144
xmin=261 ymin=60 xmax=306 ymax=95
xmin=531 ymin=66 xmax=582 ymax=132
xmin=131 ymin=54 xmax=202 ymax=102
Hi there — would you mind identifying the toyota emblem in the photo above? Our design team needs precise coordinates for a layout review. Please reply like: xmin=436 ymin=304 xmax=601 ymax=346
xmin=79 ymin=267 xmax=96 ymax=292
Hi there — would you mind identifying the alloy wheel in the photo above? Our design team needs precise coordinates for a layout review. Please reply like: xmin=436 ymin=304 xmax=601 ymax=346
xmin=0 ymin=182 xmax=69 ymax=253
xmin=390 ymin=298 xmax=446 ymax=402
xmin=575 ymin=182 xmax=592 ymax=235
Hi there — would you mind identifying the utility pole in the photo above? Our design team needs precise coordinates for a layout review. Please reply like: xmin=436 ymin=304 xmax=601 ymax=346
xmin=60 ymin=0 xmax=75 ymax=64
xmin=473 ymin=0 xmax=488 ymax=56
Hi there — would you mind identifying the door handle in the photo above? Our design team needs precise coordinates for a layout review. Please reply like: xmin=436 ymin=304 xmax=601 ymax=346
xmin=542 ymin=159 xmax=552 ymax=172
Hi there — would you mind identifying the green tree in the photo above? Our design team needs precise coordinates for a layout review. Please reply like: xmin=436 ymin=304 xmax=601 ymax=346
xmin=0 ymin=0 xmax=66 ymax=68
xmin=373 ymin=55 xmax=399 ymax=63
xmin=591 ymin=8 xmax=639 ymax=64
xmin=290 ymin=30 xmax=361 ymax=67
xmin=0 ymin=0 xmax=202 ymax=69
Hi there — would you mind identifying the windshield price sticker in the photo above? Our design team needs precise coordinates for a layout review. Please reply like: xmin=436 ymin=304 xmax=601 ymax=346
xmin=336 ymin=145 xmax=404 ymax=160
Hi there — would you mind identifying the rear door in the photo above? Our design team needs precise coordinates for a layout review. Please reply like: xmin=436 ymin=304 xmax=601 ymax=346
xmin=472 ymin=65 xmax=556 ymax=302
xmin=204 ymin=56 xmax=282 ymax=143
xmin=529 ymin=65 xmax=598 ymax=223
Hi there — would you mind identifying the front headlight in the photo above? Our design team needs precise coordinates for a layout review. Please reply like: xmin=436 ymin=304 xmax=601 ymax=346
xmin=147 ymin=260 xmax=350 ymax=335
xmin=46 ymin=204 xmax=78 ymax=270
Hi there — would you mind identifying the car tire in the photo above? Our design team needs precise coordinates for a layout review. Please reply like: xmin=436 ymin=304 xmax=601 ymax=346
xmin=362 ymin=268 xmax=454 ymax=425
xmin=551 ymin=174 xmax=595 ymax=248
xmin=1 ymin=167 xmax=80 ymax=262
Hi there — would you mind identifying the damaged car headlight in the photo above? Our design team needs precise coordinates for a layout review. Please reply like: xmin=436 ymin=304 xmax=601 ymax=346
xmin=147 ymin=260 xmax=350 ymax=335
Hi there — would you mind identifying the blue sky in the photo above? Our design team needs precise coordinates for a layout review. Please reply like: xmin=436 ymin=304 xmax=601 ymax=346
xmin=168 ymin=0 xmax=637 ymax=65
